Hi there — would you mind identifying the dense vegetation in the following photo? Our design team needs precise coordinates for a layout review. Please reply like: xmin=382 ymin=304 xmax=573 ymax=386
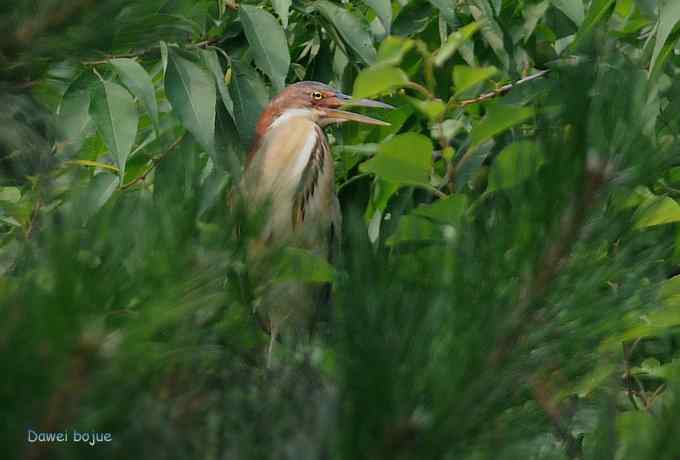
xmin=3 ymin=0 xmax=680 ymax=458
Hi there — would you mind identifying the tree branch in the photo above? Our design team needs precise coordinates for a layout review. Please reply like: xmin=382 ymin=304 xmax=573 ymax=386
xmin=451 ymin=69 xmax=551 ymax=109
xmin=120 ymin=134 xmax=186 ymax=190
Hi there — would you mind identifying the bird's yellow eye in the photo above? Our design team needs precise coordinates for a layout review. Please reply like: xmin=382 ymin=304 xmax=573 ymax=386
xmin=312 ymin=91 xmax=323 ymax=100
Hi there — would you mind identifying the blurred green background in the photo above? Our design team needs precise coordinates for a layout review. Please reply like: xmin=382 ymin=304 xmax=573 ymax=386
xmin=2 ymin=0 xmax=680 ymax=459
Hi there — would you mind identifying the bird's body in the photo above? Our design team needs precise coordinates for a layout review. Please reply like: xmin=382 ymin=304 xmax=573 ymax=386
xmin=236 ymin=81 xmax=391 ymax=366
xmin=239 ymin=114 xmax=341 ymax=347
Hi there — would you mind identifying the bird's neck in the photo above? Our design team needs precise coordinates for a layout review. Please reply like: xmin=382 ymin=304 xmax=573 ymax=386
xmin=247 ymin=107 xmax=319 ymax=166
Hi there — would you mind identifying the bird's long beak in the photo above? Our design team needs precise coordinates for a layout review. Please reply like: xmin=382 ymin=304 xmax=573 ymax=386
xmin=323 ymin=95 xmax=394 ymax=126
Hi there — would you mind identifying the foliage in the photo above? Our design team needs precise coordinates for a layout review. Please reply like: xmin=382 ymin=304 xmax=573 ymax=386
xmin=3 ymin=0 xmax=680 ymax=459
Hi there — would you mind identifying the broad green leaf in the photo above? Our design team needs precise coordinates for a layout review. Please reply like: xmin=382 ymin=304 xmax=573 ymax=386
xmin=360 ymin=133 xmax=433 ymax=185
xmin=377 ymin=36 xmax=416 ymax=65
xmin=387 ymin=215 xmax=442 ymax=246
xmin=110 ymin=58 xmax=159 ymax=131
xmin=571 ymin=0 xmax=616 ymax=49
xmin=83 ymin=172 xmax=119 ymax=221
xmin=0 ymin=187 xmax=21 ymax=203
xmin=428 ymin=0 xmax=456 ymax=26
xmin=362 ymin=0 xmax=392 ymax=34
xmin=353 ymin=66 xmax=409 ymax=98
xmin=165 ymin=51 xmax=216 ymax=155
xmin=659 ymin=274 xmax=680 ymax=300
xmin=522 ymin=1 xmax=550 ymax=41
xmin=649 ymin=39 xmax=676 ymax=81
xmin=365 ymin=179 xmax=400 ymax=243
xmin=633 ymin=359 xmax=680 ymax=379
xmin=274 ymin=247 xmax=335 ymax=283
xmin=200 ymin=49 xmax=234 ymax=117
xmin=453 ymin=65 xmax=498 ymax=95
xmin=633 ymin=196 xmax=680 ymax=229
xmin=487 ymin=141 xmax=543 ymax=191
xmin=455 ymin=141 xmax=493 ymax=191
xmin=408 ymin=98 xmax=446 ymax=120
xmin=271 ymin=0 xmax=292 ymax=28
xmin=90 ymin=80 xmax=139 ymax=178
xmin=392 ymin=1 xmax=434 ymax=36
xmin=550 ymin=0 xmax=585 ymax=25
xmin=240 ymin=5 xmax=290 ymax=90
xmin=435 ymin=22 xmax=480 ymax=67
xmin=57 ymin=72 xmax=95 ymax=156
xmin=602 ymin=303 xmax=680 ymax=345
xmin=214 ymin=101 xmax=242 ymax=179
xmin=316 ymin=0 xmax=377 ymax=64
xmin=609 ymin=185 xmax=654 ymax=211
xmin=469 ymin=1 xmax=510 ymax=69
xmin=469 ymin=104 xmax=535 ymax=149
xmin=229 ymin=61 xmax=268 ymax=148
xmin=412 ymin=194 xmax=468 ymax=224
xmin=650 ymin=1 xmax=680 ymax=76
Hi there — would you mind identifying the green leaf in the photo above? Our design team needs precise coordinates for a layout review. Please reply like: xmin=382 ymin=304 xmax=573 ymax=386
xmin=377 ymin=36 xmax=416 ymax=65
xmin=353 ymin=66 xmax=410 ymax=98
xmin=659 ymin=274 xmax=680 ymax=300
xmin=90 ymin=80 xmax=139 ymax=178
xmin=165 ymin=51 xmax=216 ymax=155
xmin=392 ymin=1 xmax=434 ymax=36
xmin=57 ymin=72 xmax=95 ymax=157
xmin=571 ymin=0 xmax=616 ymax=49
xmin=650 ymin=1 xmax=680 ymax=76
xmin=110 ymin=58 xmax=159 ymax=131
xmin=522 ymin=1 xmax=550 ymax=41
xmin=214 ymin=101 xmax=242 ymax=179
xmin=0 ymin=187 xmax=21 ymax=203
xmin=83 ymin=172 xmax=120 ymax=221
xmin=360 ymin=133 xmax=433 ymax=185
xmin=633 ymin=196 xmax=680 ymax=229
xmin=408 ymin=98 xmax=445 ymax=120
xmin=412 ymin=194 xmax=468 ymax=225
xmin=487 ymin=141 xmax=543 ymax=191
xmin=239 ymin=5 xmax=290 ymax=90
xmin=316 ymin=0 xmax=377 ymax=65
xmin=362 ymin=0 xmax=392 ymax=34
xmin=271 ymin=0 xmax=292 ymax=28
xmin=550 ymin=0 xmax=585 ymax=25
xmin=434 ymin=22 xmax=480 ymax=67
xmin=200 ymin=49 xmax=234 ymax=117
xmin=453 ymin=65 xmax=498 ymax=95
xmin=469 ymin=1 xmax=510 ymax=69
xmin=428 ymin=0 xmax=457 ymax=26
xmin=365 ymin=179 xmax=400 ymax=243
xmin=229 ymin=61 xmax=268 ymax=148
xmin=469 ymin=104 xmax=535 ymax=150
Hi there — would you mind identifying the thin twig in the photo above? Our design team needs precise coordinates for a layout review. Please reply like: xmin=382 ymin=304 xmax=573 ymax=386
xmin=120 ymin=134 xmax=186 ymax=190
xmin=82 ymin=36 xmax=222 ymax=66
xmin=452 ymin=69 xmax=550 ymax=109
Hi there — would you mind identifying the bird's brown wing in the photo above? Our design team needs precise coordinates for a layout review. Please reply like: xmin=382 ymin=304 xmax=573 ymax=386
xmin=291 ymin=125 xmax=327 ymax=229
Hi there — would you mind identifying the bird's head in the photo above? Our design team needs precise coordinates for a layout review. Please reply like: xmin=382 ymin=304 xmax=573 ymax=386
xmin=260 ymin=81 xmax=394 ymax=129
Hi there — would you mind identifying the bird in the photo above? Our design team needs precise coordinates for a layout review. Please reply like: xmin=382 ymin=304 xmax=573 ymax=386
xmin=236 ymin=81 xmax=393 ymax=366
